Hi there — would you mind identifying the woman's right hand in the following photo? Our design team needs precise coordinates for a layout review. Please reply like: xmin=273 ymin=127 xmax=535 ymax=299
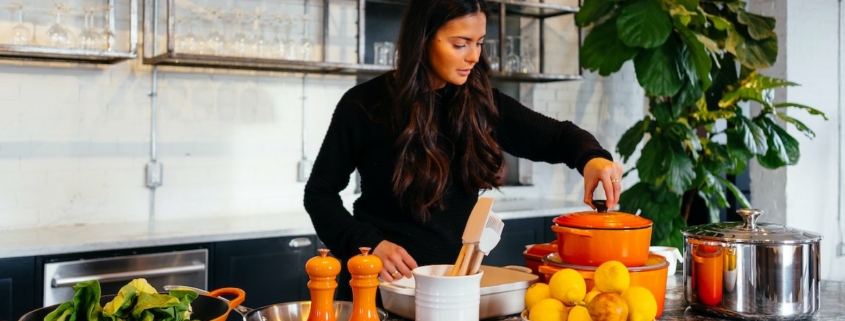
xmin=373 ymin=240 xmax=418 ymax=282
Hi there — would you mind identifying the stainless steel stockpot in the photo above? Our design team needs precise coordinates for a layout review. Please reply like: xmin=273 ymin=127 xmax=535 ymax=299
xmin=681 ymin=209 xmax=822 ymax=320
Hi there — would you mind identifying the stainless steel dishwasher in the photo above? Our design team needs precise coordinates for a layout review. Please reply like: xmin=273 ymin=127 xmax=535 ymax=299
xmin=43 ymin=249 xmax=207 ymax=306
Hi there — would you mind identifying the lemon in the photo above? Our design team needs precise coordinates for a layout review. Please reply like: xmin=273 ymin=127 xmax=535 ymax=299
xmin=594 ymin=261 xmax=630 ymax=294
xmin=525 ymin=283 xmax=552 ymax=310
xmin=528 ymin=298 xmax=568 ymax=321
xmin=567 ymin=305 xmax=592 ymax=321
xmin=621 ymin=286 xmax=657 ymax=321
xmin=584 ymin=289 xmax=601 ymax=304
xmin=548 ymin=268 xmax=587 ymax=305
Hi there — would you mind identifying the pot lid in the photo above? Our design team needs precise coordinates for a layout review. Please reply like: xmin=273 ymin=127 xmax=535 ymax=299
xmin=553 ymin=200 xmax=652 ymax=229
xmin=682 ymin=209 xmax=823 ymax=244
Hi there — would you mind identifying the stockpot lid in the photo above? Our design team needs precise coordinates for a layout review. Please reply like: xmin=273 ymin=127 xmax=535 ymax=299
xmin=682 ymin=209 xmax=822 ymax=244
xmin=553 ymin=200 xmax=652 ymax=229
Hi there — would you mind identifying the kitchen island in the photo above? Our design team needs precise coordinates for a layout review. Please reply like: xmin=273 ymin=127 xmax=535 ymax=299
xmin=384 ymin=273 xmax=845 ymax=320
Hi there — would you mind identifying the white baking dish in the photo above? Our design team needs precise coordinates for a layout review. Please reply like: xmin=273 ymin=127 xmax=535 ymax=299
xmin=378 ymin=265 xmax=538 ymax=320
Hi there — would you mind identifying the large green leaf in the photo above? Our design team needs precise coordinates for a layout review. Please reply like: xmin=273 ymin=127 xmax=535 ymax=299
xmin=773 ymin=102 xmax=828 ymax=120
xmin=715 ymin=175 xmax=751 ymax=208
xmin=755 ymin=116 xmax=800 ymax=168
xmin=719 ymin=74 xmax=799 ymax=108
xmin=582 ymin=19 xmax=641 ymax=76
xmin=726 ymin=24 xmax=779 ymax=69
xmin=736 ymin=10 xmax=776 ymax=40
xmin=673 ymin=78 xmax=703 ymax=114
xmin=617 ymin=118 xmax=650 ymax=162
xmin=707 ymin=14 xmax=731 ymax=30
xmin=736 ymin=115 xmax=768 ymax=155
xmin=634 ymin=38 xmax=685 ymax=96
xmin=636 ymin=133 xmax=698 ymax=195
xmin=621 ymin=182 xmax=683 ymax=223
xmin=673 ymin=0 xmax=700 ymax=11
xmin=725 ymin=128 xmax=753 ymax=159
xmin=676 ymin=23 xmax=713 ymax=89
xmin=651 ymin=100 xmax=675 ymax=125
xmin=576 ymin=0 xmax=615 ymax=27
xmin=617 ymin=0 xmax=673 ymax=49
xmin=776 ymin=112 xmax=815 ymax=139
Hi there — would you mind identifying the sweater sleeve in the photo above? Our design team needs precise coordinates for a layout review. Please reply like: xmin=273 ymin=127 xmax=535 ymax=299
xmin=493 ymin=89 xmax=613 ymax=174
xmin=303 ymin=100 xmax=385 ymax=261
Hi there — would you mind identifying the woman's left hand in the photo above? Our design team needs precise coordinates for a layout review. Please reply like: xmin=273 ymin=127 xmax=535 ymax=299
xmin=582 ymin=158 xmax=624 ymax=209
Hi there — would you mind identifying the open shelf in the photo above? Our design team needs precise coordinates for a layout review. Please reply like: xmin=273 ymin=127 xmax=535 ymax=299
xmin=365 ymin=0 xmax=579 ymax=18
xmin=0 ymin=45 xmax=136 ymax=64
xmin=0 ymin=0 xmax=138 ymax=65
xmin=144 ymin=52 xmax=580 ymax=82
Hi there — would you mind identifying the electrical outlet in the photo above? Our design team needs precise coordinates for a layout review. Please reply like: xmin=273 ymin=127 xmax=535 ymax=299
xmin=297 ymin=159 xmax=313 ymax=183
xmin=838 ymin=242 xmax=845 ymax=257
xmin=146 ymin=161 xmax=163 ymax=188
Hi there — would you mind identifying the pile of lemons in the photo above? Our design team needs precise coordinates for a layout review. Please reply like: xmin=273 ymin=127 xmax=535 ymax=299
xmin=523 ymin=261 xmax=657 ymax=321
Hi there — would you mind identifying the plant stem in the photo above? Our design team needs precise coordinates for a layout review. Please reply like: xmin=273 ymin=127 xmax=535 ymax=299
xmin=682 ymin=189 xmax=698 ymax=222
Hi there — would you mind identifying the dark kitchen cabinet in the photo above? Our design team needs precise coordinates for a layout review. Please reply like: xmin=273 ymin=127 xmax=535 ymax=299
xmin=211 ymin=235 xmax=317 ymax=315
xmin=483 ymin=216 xmax=556 ymax=267
xmin=0 ymin=256 xmax=37 ymax=320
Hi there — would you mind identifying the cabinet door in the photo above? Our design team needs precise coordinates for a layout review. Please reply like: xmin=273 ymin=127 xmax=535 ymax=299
xmin=0 ymin=257 xmax=37 ymax=320
xmin=212 ymin=236 xmax=316 ymax=313
xmin=483 ymin=217 xmax=550 ymax=267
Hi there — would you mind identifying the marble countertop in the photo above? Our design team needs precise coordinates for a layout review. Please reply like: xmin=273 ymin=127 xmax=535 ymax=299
xmin=0 ymin=198 xmax=587 ymax=259
xmin=384 ymin=274 xmax=845 ymax=321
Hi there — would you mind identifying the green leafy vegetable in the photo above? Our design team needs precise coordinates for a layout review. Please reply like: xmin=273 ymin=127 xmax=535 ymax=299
xmin=43 ymin=279 xmax=198 ymax=321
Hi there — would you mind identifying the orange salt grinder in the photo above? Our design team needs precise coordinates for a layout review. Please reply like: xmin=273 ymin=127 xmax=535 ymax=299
xmin=306 ymin=248 xmax=341 ymax=321
xmin=348 ymin=247 xmax=383 ymax=321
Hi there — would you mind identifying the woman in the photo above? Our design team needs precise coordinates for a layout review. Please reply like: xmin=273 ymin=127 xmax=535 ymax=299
xmin=304 ymin=0 xmax=623 ymax=283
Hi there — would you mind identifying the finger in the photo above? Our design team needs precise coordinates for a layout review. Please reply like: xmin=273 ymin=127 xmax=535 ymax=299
xmin=602 ymin=177 xmax=615 ymax=207
xmin=380 ymin=269 xmax=395 ymax=282
xmin=392 ymin=248 xmax=417 ymax=278
xmin=583 ymin=178 xmax=598 ymax=208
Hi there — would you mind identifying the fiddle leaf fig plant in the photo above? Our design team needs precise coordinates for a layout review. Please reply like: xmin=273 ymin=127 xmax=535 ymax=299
xmin=577 ymin=0 xmax=827 ymax=248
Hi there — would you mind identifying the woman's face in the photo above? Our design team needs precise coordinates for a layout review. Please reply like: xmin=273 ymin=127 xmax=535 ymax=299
xmin=428 ymin=13 xmax=487 ymax=89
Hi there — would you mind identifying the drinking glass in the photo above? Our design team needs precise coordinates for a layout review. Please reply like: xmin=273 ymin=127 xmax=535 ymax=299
xmin=284 ymin=17 xmax=297 ymax=60
xmin=204 ymin=7 xmax=226 ymax=55
xmin=272 ymin=14 xmax=288 ymax=59
xmin=230 ymin=10 xmax=251 ymax=57
xmin=504 ymin=36 xmax=520 ymax=73
xmin=251 ymin=9 xmax=269 ymax=58
xmin=46 ymin=3 xmax=72 ymax=48
xmin=484 ymin=39 xmax=499 ymax=71
xmin=79 ymin=6 xmax=102 ymax=50
xmin=520 ymin=36 xmax=536 ymax=73
xmin=100 ymin=5 xmax=116 ymax=51
xmin=299 ymin=15 xmax=313 ymax=61
xmin=10 ymin=2 xmax=31 ymax=45
xmin=373 ymin=41 xmax=395 ymax=65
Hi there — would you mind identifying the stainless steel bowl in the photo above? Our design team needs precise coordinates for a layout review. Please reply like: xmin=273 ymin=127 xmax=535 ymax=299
xmin=241 ymin=301 xmax=388 ymax=321
xmin=682 ymin=209 xmax=822 ymax=320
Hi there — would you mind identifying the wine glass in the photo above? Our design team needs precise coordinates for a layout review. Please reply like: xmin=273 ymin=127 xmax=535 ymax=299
xmin=10 ymin=2 xmax=31 ymax=45
xmin=250 ymin=9 xmax=269 ymax=58
xmin=99 ymin=5 xmax=116 ymax=51
xmin=79 ymin=6 xmax=102 ymax=50
xmin=504 ymin=36 xmax=520 ymax=73
xmin=520 ymin=35 xmax=536 ymax=73
xmin=484 ymin=39 xmax=499 ymax=71
xmin=272 ymin=14 xmax=288 ymax=59
xmin=204 ymin=7 xmax=227 ymax=55
xmin=299 ymin=15 xmax=313 ymax=61
xmin=230 ymin=10 xmax=251 ymax=57
xmin=46 ymin=3 xmax=72 ymax=48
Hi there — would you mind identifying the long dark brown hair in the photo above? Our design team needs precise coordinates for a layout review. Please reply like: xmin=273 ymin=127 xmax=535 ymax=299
xmin=388 ymin=0 xmax=503 ymax=221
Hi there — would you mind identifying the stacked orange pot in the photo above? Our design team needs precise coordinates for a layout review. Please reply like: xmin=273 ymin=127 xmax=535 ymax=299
xmin=538 ymin=201 xmax=670 ymax=318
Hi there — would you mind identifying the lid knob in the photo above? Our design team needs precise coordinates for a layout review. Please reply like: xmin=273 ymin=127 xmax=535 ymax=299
xmin=592 ymin=200 xmax=608 ymax=213
xmin=737 ymin=209 xmax=764 ymax=230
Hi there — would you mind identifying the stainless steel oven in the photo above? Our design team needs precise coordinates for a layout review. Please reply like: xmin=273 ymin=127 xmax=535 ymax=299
xmin=43 ymin=249 xmax=207 ymax=306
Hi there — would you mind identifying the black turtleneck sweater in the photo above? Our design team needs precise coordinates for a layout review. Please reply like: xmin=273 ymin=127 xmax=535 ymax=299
xmin=303 ymin=73 xmax=612 ymax=265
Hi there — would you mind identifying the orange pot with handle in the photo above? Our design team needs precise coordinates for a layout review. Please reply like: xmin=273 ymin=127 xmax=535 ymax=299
xmin=552 ymin=200 xmax=652 ymax=267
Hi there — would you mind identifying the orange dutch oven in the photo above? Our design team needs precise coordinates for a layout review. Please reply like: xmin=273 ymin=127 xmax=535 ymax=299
xmin=551 ymin=200 xmax=653 ymax=267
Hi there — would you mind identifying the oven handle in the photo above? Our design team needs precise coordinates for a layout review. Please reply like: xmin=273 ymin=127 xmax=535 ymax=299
xmin=52 ymin=263 xmax=206 ymax=288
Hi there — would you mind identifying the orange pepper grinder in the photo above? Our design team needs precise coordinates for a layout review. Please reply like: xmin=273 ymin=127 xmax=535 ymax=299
xmin=347 ymin=247 xmax=383 ymax=321
xmin=306 ymin=248 xmax=341 ymax=321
